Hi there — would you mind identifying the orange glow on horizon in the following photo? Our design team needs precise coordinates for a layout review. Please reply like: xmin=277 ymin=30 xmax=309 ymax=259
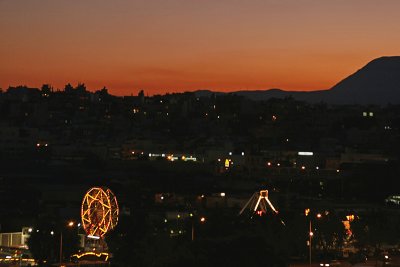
xmin=1 ymin=1 xmax=400 ymax=96
xmin=0 ymin=68 xmax=355 ymax=96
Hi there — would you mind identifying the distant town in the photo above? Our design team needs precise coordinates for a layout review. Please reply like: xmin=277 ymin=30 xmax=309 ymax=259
xmin=1 ymin=84 xmax=400 ymax=266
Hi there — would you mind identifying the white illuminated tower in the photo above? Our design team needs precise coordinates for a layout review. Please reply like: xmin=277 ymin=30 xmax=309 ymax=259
xmin=239 ymin=189 xmax=285 ymax=225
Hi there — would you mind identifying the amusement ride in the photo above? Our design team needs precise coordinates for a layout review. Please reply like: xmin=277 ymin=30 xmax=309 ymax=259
xmin=239 ymin=189 xmax=285 ymax=225
xmin=72 ymin=186 xmax=119 ymax=263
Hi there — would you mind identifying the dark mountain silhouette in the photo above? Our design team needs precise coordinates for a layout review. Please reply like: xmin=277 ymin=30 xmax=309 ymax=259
xmin=195 ymin=56 xmax=400 ymax=105
xmin=326 ymin=56 xmax=400 ymax=104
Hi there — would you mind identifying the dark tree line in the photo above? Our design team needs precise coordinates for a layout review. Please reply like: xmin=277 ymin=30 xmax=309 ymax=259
xmin=27 ymin=217 xmax=80 ymax=266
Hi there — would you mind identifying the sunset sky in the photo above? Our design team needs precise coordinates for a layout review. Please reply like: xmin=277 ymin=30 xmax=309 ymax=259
xmin=1 ymin=0 xmax=400 ymax=96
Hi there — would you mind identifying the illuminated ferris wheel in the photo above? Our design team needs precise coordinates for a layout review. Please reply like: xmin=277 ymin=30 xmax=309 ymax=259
xmin=81 ymin=187 xmax=119 ymax=238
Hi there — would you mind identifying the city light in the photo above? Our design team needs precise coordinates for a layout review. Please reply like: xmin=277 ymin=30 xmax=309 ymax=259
xmin=346 ymin=214 xmax=355 ymax=222
xmin=225 ymin=159 xmax=230 ymax=168
xmin=87 ymin=235 xmax=100 ymax=240
xmin=298 ymin=151 xmax=313 ymax=156
xmin=305 ymin=208 xmax=310 ymax=216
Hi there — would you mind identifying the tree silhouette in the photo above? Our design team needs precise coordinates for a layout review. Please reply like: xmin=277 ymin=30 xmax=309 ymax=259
xmin=27 ymin=219 xmax=80 ymax=265
xmin=27 ymin=224 xmax=57 ymax=265
xmin=64 ymin=83 xmax=74 ymax=93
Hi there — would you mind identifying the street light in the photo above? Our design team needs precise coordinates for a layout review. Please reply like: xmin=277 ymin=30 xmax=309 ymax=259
xmin=306 ymin=210 xmax=322 ymax=267
xmin=191 ymin=216 xmax=207 ymax=241
xmin=59 ymin=221 xmax=75 ymax=266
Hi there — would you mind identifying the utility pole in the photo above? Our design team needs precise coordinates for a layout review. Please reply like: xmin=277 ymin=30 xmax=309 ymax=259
xmin=309 ymin=220 xmax=312 ymax=267
xmin=59 ymin=232 xmax=63 ymax=266
xmin=191 ymin=221 xmax=195 ymax=241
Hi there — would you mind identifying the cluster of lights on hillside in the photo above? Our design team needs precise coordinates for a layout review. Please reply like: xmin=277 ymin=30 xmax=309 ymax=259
xmin=131 ymin=151 xmax=198 ymax=162
xmin=264 ymin=152 xmax=341 ymax=173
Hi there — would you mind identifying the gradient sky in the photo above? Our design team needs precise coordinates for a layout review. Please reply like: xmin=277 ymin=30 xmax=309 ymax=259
xmin=1 ymin=0 xmax=400 ymax=96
